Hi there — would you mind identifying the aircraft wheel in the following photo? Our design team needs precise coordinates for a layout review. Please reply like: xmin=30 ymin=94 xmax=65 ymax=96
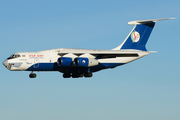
xmin=84 ymin=73 xmax=93 ymax=77
xmin=63 ymin=73 xmax=71 ymax=78
xmin=72 ymin=73 xmax=83 ymax=78
xmin=72 ymin=73 xmax=79 ymax=78
xmin=29 ymin=73 xmax=37 ymax=78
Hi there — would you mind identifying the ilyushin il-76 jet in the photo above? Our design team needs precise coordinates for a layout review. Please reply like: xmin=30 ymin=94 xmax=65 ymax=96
xmin=3 ymin=18 xmax=174 ymax=78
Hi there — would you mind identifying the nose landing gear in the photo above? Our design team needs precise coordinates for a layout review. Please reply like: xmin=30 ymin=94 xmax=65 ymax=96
xmin=29 ymin=71 xmax=37 ymax=78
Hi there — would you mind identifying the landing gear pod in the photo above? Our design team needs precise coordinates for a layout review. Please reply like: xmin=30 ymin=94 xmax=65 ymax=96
xmin=74 ymin=57 xmax=99 ymax=67
xmin=57 ymin=57 xmax=73 ymax=67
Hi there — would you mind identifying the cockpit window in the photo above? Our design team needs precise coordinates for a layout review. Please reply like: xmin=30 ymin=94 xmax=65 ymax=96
xmin=7 ymin=54 xmax=21 ymax=59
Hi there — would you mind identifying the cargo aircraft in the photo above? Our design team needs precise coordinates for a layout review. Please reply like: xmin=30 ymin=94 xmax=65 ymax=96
xmin=3 ymin=18 xmax=174 ymax=78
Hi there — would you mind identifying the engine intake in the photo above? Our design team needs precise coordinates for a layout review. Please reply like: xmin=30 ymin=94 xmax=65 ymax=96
xmin=57 ymin=57 xmax=73 ymax=67
xmin=74 ymin=57 xmax=99 ymax=67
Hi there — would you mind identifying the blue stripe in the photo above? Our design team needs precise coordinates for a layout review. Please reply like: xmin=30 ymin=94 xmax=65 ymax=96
xmin=27 ymin=62 xmax=125 ymax=72
xmin=90 ymin=63 xmax=124 ymax=72
xmin=27 ymin=63 xmax=54 ymax=71
xmin=99 ymin=63 xmax=124 ymax=68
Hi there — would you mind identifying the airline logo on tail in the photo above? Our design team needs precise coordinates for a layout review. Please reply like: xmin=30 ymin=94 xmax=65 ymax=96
xmin=131 ymin=31 xmax=140 ymax=42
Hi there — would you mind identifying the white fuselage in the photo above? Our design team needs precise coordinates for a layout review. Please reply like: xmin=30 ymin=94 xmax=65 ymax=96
xmin=3 ymin=48 xmax=149 ymax=72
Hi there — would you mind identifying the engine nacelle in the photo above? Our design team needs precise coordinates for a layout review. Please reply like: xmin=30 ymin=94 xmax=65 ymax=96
xmin=57 ymin=57 xmax=73 ymax=67
xmin=74 ymin=57 xmax=99 ymax=67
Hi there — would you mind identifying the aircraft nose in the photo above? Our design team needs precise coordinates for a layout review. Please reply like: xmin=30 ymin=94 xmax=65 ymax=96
xmin=3 ymin=59 xmax=12 ymax=70
xmin=3 ymin=60 xmax=8 ymax=67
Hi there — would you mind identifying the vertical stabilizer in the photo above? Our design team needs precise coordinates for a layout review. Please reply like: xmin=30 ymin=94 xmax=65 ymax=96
xmin=113 ymin=18 xmax=175 ymax=51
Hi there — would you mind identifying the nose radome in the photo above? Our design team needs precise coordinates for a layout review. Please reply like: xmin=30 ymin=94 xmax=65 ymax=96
xmin=3 ymin=60 xmax=8 ymax=67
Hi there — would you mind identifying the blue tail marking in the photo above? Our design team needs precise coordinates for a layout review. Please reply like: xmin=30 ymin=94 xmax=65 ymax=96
xmin=121 ymin=22 xmax=155 ymax=51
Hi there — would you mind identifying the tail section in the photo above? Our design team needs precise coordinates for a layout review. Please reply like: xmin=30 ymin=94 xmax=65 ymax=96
xmin=121 ymin=22 xmax=154 ymax=51
xmin=113 ymin=18 xmax=175 ymax=51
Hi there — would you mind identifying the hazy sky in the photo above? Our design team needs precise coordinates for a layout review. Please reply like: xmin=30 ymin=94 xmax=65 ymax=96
xmin=0 ymin=0 xmax=180 ymax=120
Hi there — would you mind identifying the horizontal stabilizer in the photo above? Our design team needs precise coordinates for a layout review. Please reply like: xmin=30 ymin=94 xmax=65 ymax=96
xmin=128 ymin=18 xmax=176 ymax=25
xmin=149 ymin=51 xmax=158 ymax=53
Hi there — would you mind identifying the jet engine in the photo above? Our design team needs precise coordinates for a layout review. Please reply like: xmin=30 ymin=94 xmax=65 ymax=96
xmin=74 ymin=57 xmax=99 ymax=67
xmin=57 ymin=57 xmax=73 ymax=67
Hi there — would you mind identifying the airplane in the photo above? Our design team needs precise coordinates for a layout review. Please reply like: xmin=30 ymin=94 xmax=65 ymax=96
xmin=3 ymin=18 xmax=174 ymax=78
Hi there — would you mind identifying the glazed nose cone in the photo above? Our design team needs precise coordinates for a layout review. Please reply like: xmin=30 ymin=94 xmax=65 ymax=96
xmin=2 ymin=59 xmax=11 ymax=70
xmin=3 ymin=59 xmax=8 ymax=67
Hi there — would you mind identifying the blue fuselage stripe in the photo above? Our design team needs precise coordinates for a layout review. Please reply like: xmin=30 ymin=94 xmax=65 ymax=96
xmin=26 ymin=62 xmax=124 ymax=72
xmin=27 ymin=63 xmax=54 ymax=71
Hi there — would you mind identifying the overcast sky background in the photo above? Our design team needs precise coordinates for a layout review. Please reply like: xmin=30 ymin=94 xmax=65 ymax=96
xmin=0 ymin=0 xmax=180 ymax=120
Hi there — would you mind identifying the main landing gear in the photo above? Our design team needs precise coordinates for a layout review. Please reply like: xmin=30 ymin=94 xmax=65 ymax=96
xmin=29 ymin=71 xmax=37 ymax=78
xmin=63 ymin=73 xmax=93 ymax=78
xmin=28 ymin=72 xmax=92 ymax=78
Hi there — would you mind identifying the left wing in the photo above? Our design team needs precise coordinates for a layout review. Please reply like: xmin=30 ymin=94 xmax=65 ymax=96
xmin=56 ymin=48 xmax=141 ymax=59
